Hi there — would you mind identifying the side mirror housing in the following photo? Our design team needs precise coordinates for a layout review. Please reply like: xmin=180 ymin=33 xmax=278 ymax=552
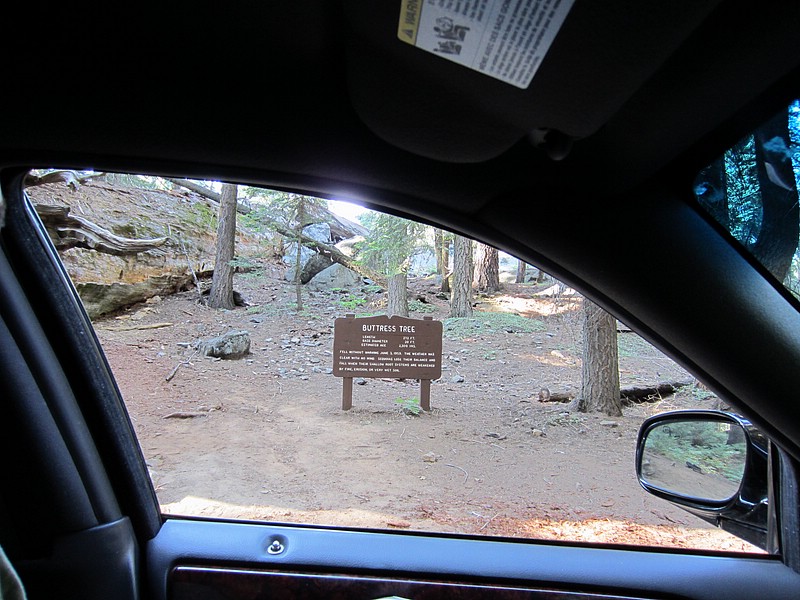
xmin=636 ymin=410 xmax=770 ymax=549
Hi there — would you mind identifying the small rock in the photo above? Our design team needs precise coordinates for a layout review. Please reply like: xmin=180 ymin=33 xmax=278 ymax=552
xmin=531 ymin=428 xmax=545 ymax=437
xmin=290 ymin=337 xmax=301 ymax=344
xmin=486 ymin=432 xmax=507 ymax=440
xmin=355 ymin=377 xmax=367 ymax=385
xmin=308 ymin=357 xmax=321 ymax=364
xmin=422 ymin=452 xmax=438 ymax=463
xmin=600 ymin=420 xmax=619 ymax=428
xmin=451 ymin=375 xmax=465 ymax=383
xmin=197 ymin=330 xmax=251 ymax=360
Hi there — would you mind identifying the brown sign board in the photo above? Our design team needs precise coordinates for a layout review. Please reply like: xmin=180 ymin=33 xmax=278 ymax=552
xmin=333 ymin=315 xmax=443 ymax=380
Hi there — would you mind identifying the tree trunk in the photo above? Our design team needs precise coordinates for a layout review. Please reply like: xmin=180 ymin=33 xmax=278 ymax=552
xmin=577 ymin=298 xmax=621 ymax=416
xmin=388 ymin=272 xmax=409 ymax=316
xmin=207 ymin=183 xmax=238 ymax=309
xmin=751 ymin=109 xmax=800 ymax=283
xmin=473 ymin=243 xmax=501 ymax=292
xmin=435 ymin=228 xmax=450 ymax=293
xmin=515 ymin=259 xmax=527 ymax=283
xmin=695 ymin=155 xmax=728 ymax=230
xmin=450 ymin=235 xmax=473 ymax=318
xmin=294 ymin=196 xmax=304 ymax=311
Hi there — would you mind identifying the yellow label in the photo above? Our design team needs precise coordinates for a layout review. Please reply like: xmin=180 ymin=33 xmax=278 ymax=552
xmin=397 ymin=0 xmax=422 ymax=45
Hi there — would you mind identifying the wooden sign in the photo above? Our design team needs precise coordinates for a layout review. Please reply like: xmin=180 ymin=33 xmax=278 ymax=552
xmin=333 ymin=314 xmax=443 ymax=411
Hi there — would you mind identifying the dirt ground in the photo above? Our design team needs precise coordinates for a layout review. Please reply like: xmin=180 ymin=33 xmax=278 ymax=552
xmin=95 ymin=263 xmax=761 ymax=553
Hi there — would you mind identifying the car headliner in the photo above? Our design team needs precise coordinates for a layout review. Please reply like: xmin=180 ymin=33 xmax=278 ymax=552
xmin=2 ymin=2 xmax=800 ymax=456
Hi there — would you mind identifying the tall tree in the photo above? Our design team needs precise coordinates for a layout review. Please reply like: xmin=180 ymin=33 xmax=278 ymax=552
xmin=515 ymin=259 xmax=527 ymax=284
xmin=293 ymin=194 xmax=305 ymax=310
xmin=434 ymin=228 xmax=450 ymax=293
xmin=473 ymin=243 xmax=501 ymax=293
xmin=576 ymin=298 xmax=621 ymax=416
xmin=450 ymin=235 xmax=473 ymax=318
xmin=207 ymin=183 xmax=238 ymax=309
xmin=751 ymin=109 xmax=800 ymax=282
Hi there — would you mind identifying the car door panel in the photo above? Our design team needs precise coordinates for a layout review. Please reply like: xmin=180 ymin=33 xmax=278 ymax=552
xmin=146 ymin=519 xmax=800 ymax=600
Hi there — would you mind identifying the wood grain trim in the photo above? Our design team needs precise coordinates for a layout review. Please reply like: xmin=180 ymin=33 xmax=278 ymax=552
xmin=170 ymin=566 xmax=647 ymax=599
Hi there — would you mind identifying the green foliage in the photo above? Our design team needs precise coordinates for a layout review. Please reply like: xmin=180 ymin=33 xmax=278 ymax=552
xmin=337 ymin=294 xmax=367 ymax=310
xmin=646 ymin=421 xmax=746 ymax=482
xmin=443 ymin=312 xmax=546 ymax=339
xmin=394 ymin=397 xmax=421 ymax=415
xmin=241 ymin=189 xmax=327 ymax=229
xmin=356 ymin=212 xmax=429 ymax=276
xmin=409 ymin=299 xmax=436 ymax=313
xmin=186 ymin=202 xmax=217 ymax=230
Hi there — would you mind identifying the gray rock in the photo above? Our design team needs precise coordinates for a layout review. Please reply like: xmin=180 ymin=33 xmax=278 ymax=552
xmin=307 ymin=263 xmax=361 ymax=291
xmin=198 ymin=330 xmax=251 ymax=359
xmin=451 ymin=375 xmax=466 ymax=383
xmin=300 ymin=252 xmax=334 ymax=283
xmin=355 ymin=377 xmax=368 ymax=385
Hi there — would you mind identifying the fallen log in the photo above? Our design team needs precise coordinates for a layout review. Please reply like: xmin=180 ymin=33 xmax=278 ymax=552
xmin=537 ymin=381 xmax=691 ymax=405
xmin=35 ymin=203 xmax=168 ymax=256
xmin=165 ymin=178 xmax=251 ymax=214
xmin=264 ymin=217 xmax=383 ymax=283
xmin=620 ymin=382 xmax=692 ymax=405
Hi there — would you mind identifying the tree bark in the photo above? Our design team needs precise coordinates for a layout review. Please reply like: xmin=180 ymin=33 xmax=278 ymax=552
xmin=751 ymin=109 xmax=800 ymax=283
xmin=434 ymin=228 xmax=450 ymax=293
xmin=294 ymin=195 xmax=304 ymax=310
xmin=388 ymin=272 xmax=409 ymax=316
xmin=207 ymin=183 xmax=238 ymax=309
xmin=577 ymin=298 xmax=621 ymax=416
xmin=473 ymin=243 xmax=501 ymax=293
xmin=450 ymin=235 xmax=473 ymax=318
xmin=515 ymin=259 xmax=527 ymax=284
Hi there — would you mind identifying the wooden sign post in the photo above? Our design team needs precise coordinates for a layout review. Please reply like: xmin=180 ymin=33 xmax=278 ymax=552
xmin=333 ymin=314 xmax=443 ymax=411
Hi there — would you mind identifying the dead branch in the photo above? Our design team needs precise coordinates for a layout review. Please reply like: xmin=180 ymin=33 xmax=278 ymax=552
xmin=35 ymin=204 xmax=168 ymax=256
xmin=166 ymin=349 xmax=199 ymax=382
xmin=162 ymin=412 xmax=207 ymax=419
xmin=102 ymin=322 xmax=174 ymax=332
xmin=24 ymin=170 xmax=105 ymax=190
xmin=445 ymin=463 xmax=469 ymax=484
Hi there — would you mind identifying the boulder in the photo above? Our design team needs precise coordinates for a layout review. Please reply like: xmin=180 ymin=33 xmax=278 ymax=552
xmin=197 ymin=330 xmax=251 ymax=359
xmin=300 ymin=252 xmax=334 ymax=283
xmin=307 ymin=263 xmax=360 ymax=291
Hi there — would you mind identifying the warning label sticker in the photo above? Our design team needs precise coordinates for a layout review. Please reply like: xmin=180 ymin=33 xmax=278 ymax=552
xmin=397 ymin=0 xmax=575 ymax=89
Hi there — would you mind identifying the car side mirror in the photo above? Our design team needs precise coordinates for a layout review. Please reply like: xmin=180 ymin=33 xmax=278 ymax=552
xmin=636 ymin=410 xmax=770 ymax=550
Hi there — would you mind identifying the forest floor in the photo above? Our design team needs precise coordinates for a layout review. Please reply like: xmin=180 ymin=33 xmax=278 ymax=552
xmin=95 ymin=261 xmax=761 ymax=553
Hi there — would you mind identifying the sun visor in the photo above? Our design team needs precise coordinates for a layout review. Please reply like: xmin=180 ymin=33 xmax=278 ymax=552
xmin=344 ymin=0 xmax=722 ymax=164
